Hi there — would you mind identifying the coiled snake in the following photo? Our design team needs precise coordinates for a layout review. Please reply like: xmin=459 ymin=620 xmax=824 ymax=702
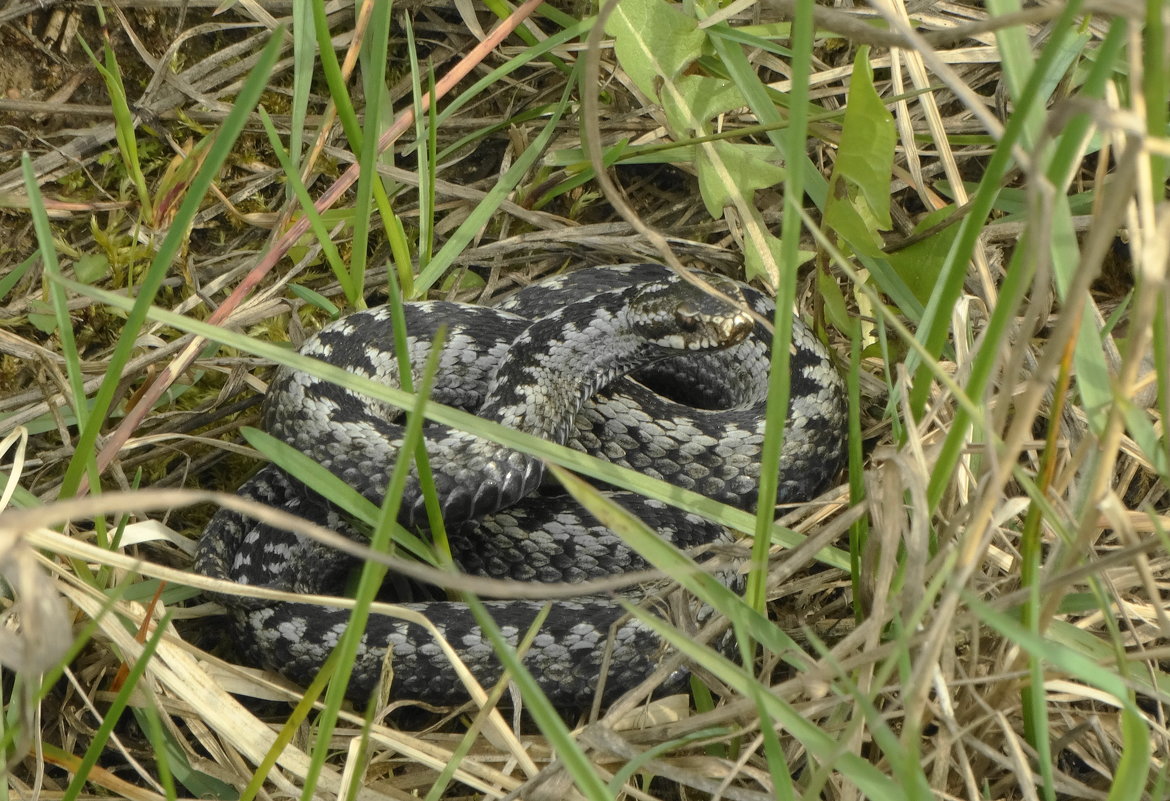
xmin=195 ymin=263 xmax=845 ymax=705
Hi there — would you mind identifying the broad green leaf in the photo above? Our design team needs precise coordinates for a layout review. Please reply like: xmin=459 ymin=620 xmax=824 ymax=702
xmin=887 ymin=207 xmax=960 ymax=304
xmin=824 ymin=46 xmax=895 ymax=258
xmin=606 ymin=0 xmax=704 ymax=101
xmin=818 ymin=267 xmax=851 ymax=334
xmin=823 ymin=177 xmax=885 ymax=258
xmin=835 ymin=47 xmax=895 ymax=227
xmin=28 ymin=299 xmax=57 ymax=334
xmin=696 ymin=139 xmax=785 ymax=218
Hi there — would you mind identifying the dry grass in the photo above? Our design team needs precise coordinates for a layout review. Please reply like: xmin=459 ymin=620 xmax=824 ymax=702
xmin=1 ymin=1 xmax=1168 ymax=799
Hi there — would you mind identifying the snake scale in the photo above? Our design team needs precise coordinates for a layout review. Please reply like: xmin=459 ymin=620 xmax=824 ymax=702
xmin=194 ymin=263 xmax=846 ymax=706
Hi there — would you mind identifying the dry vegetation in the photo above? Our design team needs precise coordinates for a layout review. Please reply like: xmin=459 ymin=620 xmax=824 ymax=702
xmin=1 ymin=1 xmax=1168 ymax=799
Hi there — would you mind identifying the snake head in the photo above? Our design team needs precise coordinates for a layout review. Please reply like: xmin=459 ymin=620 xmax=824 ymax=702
xmin=631 ymin=273 xmax=755 ymax=352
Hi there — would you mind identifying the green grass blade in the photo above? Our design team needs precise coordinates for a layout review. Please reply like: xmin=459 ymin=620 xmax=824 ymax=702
xmin=626 ymin=608 xmax=921 ymax=800
xmin=1108 ymin=705 xmax=1153 ymax=801
xmin=414 ymin=70 xmax=575 ymax=292
xmin=287 ymin=0 xmax=315 ymax=171
xmin=53 ymin=27 xmax=286 ymax=500
xmin=61 ymin=612 xmax=173 ymax=801
xmin=75 ymin=5 xmax=151 ymax=220
xmin=348 ymin=0 xmax=394 ymax=304
xmin=925 ymin=14 xmax=1130 ymax=509
xmin=302 ymin=329 xmax=447 ymax=801
xmin=463 ymin=591 xmax=611 ymax=798
xmin=258 ymin=109 xmax=351 ymax=288
xmin=906 ymin=0 xmax=1089 ymax=415
xmin=21 ymin=156 xmax=87 ymax=426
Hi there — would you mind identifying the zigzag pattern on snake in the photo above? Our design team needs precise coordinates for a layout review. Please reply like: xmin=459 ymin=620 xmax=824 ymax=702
xmin=194 ymin=263 xmax=846 ymax=706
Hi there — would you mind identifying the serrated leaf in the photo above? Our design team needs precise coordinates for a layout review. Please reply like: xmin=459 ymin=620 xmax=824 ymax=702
xmin=606 ymin=0 xmax=704 ymax=101
xmin=696 ymin=139 xmax=785 ymax=218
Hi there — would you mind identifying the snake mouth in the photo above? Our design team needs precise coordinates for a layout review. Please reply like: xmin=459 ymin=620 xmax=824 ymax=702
xmin=669 ymin=310 xmax=754 ymax=350
xmin=672 ymin=296 xmax=754 ymax=350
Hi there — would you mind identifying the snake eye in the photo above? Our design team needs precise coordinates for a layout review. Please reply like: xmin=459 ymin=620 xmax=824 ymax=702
xmin=676 ymin=301 xmax=700 ymax=331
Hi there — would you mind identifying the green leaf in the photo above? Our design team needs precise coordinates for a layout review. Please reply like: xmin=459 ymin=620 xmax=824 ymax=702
xmin=696 ymin=139 xmax=785 ymax=218
xmin=288 ymin=283 xmax=340 ymax=318
xmin=0 ymin=252 xmax=36 ymax=300
xmin=606 ymin=0 xmax=704 ymax=101
xmin=28 ymin=299 xmax=57 ymax=334
xmin=823 ymin=177 xmax=885 ymax=258
xmin=818 ymin=267 xmax=851 ymax=334
xmin=887 ymin=207 xmax=960 ymax=305
xmin=742 ymin=231 xmax=812 ymax=284
xmin=824 ymin=46 xmax=895 ymax=258
xmin=835 ymin=47 xmax=895 ymax=227
xmin=663 ymin=74 xmax=745 ymax=137
xmin=73 ymin=253 xmax=111 ymax=284
xmin=439 ymin=270 xmax=485 ymax=293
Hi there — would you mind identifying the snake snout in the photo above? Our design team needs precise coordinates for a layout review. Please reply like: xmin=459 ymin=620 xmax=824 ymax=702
xmin=633 ymin=274 xmax=756 ymax=351
xmin=719 ymin=311 xmax=756 ymax=346
xmin=680 ymin=275 xmax=754 ymax=348
xmin=672 ymin=298 xmax=754 ymax=349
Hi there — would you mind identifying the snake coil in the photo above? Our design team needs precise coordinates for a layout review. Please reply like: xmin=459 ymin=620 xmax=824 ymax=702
xmin=195 ymin=264 xmax=845 ymax=705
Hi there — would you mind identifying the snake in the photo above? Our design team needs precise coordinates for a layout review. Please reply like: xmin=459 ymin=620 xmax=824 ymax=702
xmin=194 ymin=263 xmax=846 ymax=706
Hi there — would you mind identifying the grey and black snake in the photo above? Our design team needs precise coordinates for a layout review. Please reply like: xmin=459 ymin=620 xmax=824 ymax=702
xmin=194 ymin=263 xmax=845 ymax=706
